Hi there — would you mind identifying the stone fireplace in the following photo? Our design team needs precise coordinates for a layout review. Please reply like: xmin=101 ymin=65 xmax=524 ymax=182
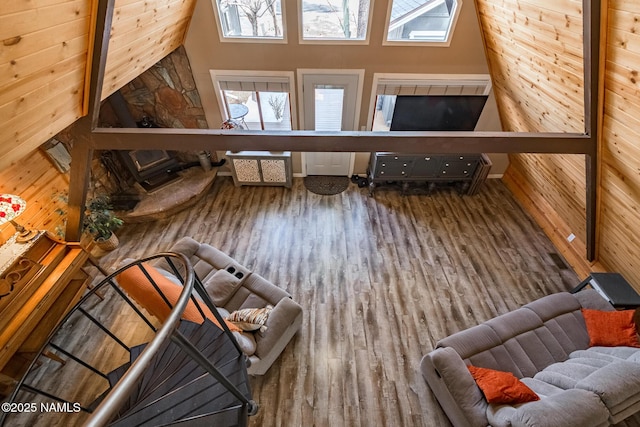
xmin=116 ymin=149 xmax=181 ymax=192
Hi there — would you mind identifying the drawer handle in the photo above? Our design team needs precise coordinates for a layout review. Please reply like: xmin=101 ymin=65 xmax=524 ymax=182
xmin=401 ymin=171 xmax=405 ymax=175
xmin=394 ymin=156 xmax=399 ymax=160
xmin=463 ymin=171 xmax=468 ymax=174
xmin=459 ymin=156 xmax=464 ymax=160
xmin=425 ymin=157 xmax=431 ymax=161
xmin=445 ymin=163 xmax=449 ymax=167
xmin=403 ymin=163 xmax=407 ymax=167
xmin=382 ymin=163 xmax=386 ymax=167
xmin=442 ymin=171 xmax=446 ymax=174
xmin=380 ymin=171 xmax=384 ymax=174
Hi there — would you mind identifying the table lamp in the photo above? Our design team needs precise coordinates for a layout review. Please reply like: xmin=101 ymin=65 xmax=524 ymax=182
xmin=0 ymin=194 xmax=38 ymax=243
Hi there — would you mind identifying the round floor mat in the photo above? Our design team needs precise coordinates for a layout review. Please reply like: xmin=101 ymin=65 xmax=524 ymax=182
xmin=303 ymin=175 xmax=350 ymax=195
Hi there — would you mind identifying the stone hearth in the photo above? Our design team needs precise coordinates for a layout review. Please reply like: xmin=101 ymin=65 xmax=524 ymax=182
xmin=117 ymin=167 xmax=217 ymax=223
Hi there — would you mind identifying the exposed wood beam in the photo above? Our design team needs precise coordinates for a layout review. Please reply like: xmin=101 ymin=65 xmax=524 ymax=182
xmin=583 ymin=0 xmax=605 ymax=261
xmin=66 ymin=0 xmax=603 ymax=265
xmin=90 ymin=128 xmax=592 ymax=154
xmin=66 ymin=119 xmax=94 ymax=241
xmin=65 ymin=0 xmax=114 ymax=240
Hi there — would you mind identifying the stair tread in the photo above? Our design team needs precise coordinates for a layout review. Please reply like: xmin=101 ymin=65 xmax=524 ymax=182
xmin=114 ymin=320 xmax=249 ymax=426
xmin=130 ymin=343 xmax=148 ymax=363
xmin=135 ymin=325 xmax=234 ymax=406
xmin=135 ymin=320 xmax=225 ymax=403
xmin=111 ymin=357 xmax=250 ymax=427
xmin=160 ymin=404 xmax=245 ymax=427
xmin=107 ymin=362 xmax=131 ymax=388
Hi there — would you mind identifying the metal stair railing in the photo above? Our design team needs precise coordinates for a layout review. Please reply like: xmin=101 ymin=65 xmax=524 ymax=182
xmin=0 ymin=252 xmax=258 ymax=427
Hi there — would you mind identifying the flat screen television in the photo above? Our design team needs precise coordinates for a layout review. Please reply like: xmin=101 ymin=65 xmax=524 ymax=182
xmin=389 ymin=95 xmax=488 ymax=131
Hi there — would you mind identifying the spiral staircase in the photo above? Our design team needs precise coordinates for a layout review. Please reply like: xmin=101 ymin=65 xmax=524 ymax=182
xmin=0 ymin=253 xmax=258 ymax=427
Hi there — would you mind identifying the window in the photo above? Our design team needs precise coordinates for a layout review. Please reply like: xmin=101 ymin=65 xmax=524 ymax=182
xmin=368 ymin=74 xmax=491 ymax=130
xmin=384 ymin=0 xmax=461 ymax=45
xmin=210 ymin=71 xmax=296 ymax=130
xmin=300 ymin=0 xmax=372 ymax=42
xmin=213 ymin=0 xmax=285 ymax=41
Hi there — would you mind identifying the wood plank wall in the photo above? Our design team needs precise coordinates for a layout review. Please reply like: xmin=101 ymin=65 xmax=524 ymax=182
xmin=479 ymin=0 xmax=640 ymax=287
xmin=599 ymin=0 xmax=640 ymax=285
xmin=1 ymin=0 xmax=197 ymax=245
xmin=100 ymin=0 xmax=197 ymax=100
xmin=0 ymin=150 xmax=69 ymax=245
xmin=0 ymin=0 xmax=94 ymax=170
xmin=475 ymin=0 xmax=593 ymax=275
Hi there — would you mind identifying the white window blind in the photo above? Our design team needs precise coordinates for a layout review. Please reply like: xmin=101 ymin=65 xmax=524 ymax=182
xmin=376 ymin=79 xmax=491 ymax=96
xmin=216 ymin=76 xmax=290 ymax=92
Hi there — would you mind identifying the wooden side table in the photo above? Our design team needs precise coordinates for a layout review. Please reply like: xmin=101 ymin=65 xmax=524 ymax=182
xmin=0 ymin=232 xmax=94 ymax=395
xmin=571 ymin=272 xmax=640 ymax=309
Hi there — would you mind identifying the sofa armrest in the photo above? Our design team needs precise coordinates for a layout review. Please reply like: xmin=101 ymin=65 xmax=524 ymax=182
xmin=254 ymin=297 xmax=302 ymax=359
xmin=421 ymin=347 xmax=488 ymax=427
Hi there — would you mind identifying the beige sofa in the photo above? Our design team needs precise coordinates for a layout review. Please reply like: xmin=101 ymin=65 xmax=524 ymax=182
xmin=155 ymin=237 xmax=303 ymax=375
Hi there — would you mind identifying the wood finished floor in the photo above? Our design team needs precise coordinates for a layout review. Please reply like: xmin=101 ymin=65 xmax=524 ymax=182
xmin=92 ymin=176 xmax=585 ymax=427
xmin=14 ymin=176 xmax=639 ymax=426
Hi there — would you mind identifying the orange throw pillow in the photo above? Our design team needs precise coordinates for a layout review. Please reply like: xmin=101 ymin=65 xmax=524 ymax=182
xmin=117 ymin=262 xmax=241 ymax=332
xmin=467 ymin=365 xmax=540 ymax=404
xmin=582 ymin=308 xmax=640 ymax=348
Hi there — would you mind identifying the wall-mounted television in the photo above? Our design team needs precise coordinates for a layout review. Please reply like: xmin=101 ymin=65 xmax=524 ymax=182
xmin=389 ymin=95 xmax=488 ymax=131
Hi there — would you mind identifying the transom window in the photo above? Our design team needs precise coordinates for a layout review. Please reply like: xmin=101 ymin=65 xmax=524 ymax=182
xmin=213 ymin=0 xmax=285 ymax=41
xmin=384 ymin=0 xmax=461 ymax=45
xmin=300 ymin=0 xmax=372 ymax=42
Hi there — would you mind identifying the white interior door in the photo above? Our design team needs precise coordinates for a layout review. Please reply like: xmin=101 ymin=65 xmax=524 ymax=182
xmin=299 ymin=71 xmax=362 ymax=176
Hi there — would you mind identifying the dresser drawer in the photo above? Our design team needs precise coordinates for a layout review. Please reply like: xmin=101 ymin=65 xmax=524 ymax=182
xmin=438 ymin=159 xmax=480 ymax=178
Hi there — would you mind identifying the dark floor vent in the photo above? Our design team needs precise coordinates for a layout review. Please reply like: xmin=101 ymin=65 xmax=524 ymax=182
xmin=549 ymin=253 xmax=568 ymax=270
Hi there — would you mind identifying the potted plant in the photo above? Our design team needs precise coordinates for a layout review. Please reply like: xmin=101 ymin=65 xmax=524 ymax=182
xmin=84 ymin=195 xmax=124 ymax=251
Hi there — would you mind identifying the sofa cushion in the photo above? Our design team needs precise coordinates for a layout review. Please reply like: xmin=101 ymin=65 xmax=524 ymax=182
xmin=572 ymin=346 xmax=640 ymax=363
xmin=468 ymin=365 xmax=539 ymax=404
xmin=534 ymin=360 xmax=600 ymax=389
xmin=486 ymin=388 xmax=610 ymax=427
xmin=437 ymin=324 xmax=502 ymax=360
xmin=575 ymin=361 xmax=640 ymax=409
xmin=582 ymin=309 xmax=640 ymax=348
xmin=204 ymin=269 xmax=242 ymax=307
xmin=523 ymin=291 xmax=582 ymax=320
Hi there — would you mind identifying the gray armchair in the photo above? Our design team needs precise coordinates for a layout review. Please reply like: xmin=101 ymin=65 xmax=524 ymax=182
xmin=155 ymin=237 xmax=303 ymax=375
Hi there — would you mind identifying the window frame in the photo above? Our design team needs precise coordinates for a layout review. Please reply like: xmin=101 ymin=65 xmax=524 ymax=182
xmin=367 ymin=73 xmax=492 ymax=130
xmin=211 ymin=0 xmax=288 ymax=43
xmin=210 ymin=70 xmax=298 ymax=130
xmin=298 ymin=0 xmax=375 ymax=45
xmin=382 ymin=0 xmax=462 ymax=47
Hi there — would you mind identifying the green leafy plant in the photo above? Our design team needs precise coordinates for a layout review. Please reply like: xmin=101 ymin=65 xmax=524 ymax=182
xmin=84 ymin=195 xmax=123 ymax=241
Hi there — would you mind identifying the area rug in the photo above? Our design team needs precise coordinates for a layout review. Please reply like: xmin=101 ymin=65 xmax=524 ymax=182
xmin=303 ymin=176 xmax=350 ymax=195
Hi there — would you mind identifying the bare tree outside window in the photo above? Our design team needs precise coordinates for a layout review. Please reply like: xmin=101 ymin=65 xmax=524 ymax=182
xmin=301 ymin=0 xmax=370 ymax=40
xmin=217 ymin=0 xmax=283 ymax=38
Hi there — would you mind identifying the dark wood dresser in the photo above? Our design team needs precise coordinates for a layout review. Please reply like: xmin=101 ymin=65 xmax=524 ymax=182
xmin=0 ymin=232 xmax=91 ymax=394
xmin=367 ymin=152 xmax=492 ymax=195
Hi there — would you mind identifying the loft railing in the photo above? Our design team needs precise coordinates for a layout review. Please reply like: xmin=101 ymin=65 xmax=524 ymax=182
xmin=0 ymin=253 xmax=257 ymax=427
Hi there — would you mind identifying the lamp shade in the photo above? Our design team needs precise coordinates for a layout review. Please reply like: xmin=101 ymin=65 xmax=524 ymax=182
xmin=0 ymin=194 xmax=27 ymax=225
